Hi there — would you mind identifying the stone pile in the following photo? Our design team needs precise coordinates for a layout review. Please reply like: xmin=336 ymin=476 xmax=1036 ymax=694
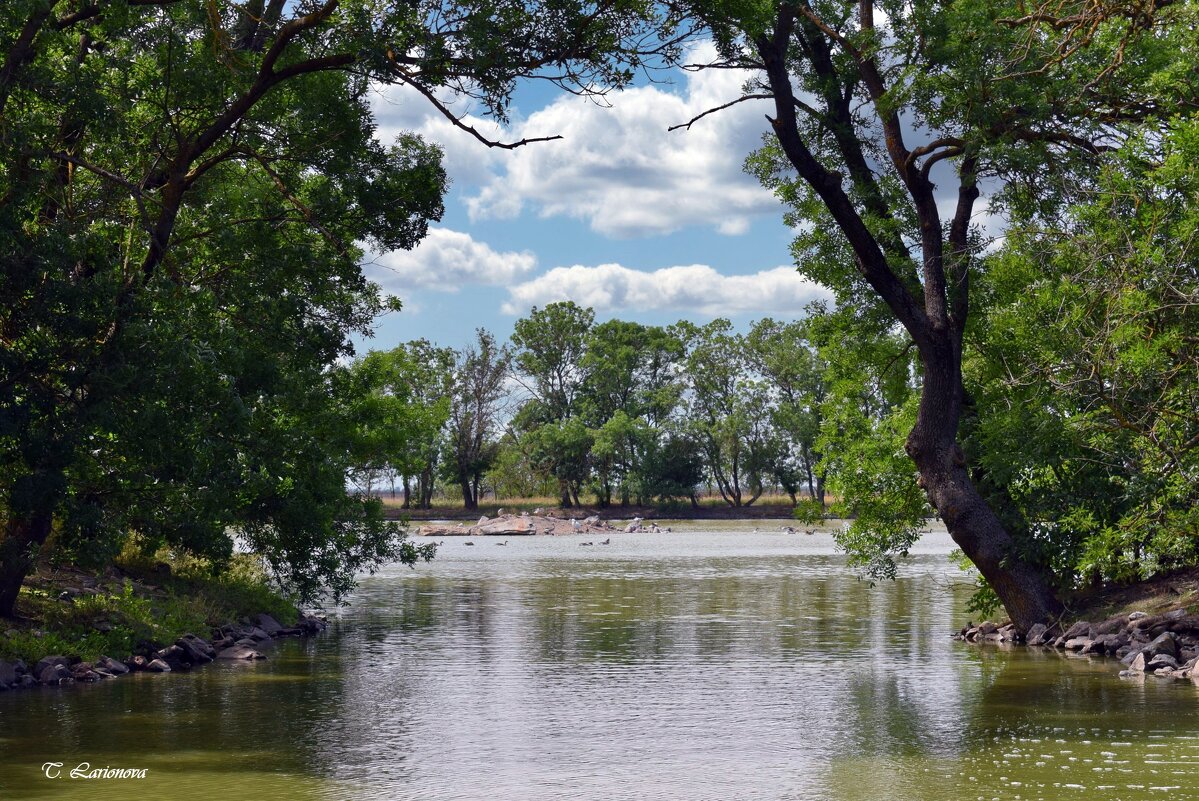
xmin=419 ymin=512 xmax=618 ymax=537
xmin=0 ymin=611 xmax=328 ymax=693
xmin=957 ymin=608 xmax=1199 ymax=681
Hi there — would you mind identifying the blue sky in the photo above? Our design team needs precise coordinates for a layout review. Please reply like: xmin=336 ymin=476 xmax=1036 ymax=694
xmin=358 ymin=43 xmax=830 ymax=353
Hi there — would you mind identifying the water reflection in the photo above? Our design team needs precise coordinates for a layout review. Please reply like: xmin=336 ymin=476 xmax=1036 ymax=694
xmin=1 ymin=530 xmax=1198 ymax=800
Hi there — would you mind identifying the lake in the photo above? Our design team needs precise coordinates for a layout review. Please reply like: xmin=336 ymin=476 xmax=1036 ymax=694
xmin=2 ymin=525 xmax=1198 ymax=800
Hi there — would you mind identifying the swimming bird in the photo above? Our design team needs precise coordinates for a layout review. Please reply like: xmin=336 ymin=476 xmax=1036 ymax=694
xmin=803 ymin=529 xmax=816 ymax=536
xmin=600 ymin=538 xmax=610 ymax=545
xmin=579 ymin=541 xmax=593 ymax=546
xmin=781 ymin=525 xmax=796 ymax=534
xmin=496 ymin=540 xmax=508 ymax=546
xmin=464 ymin=541 xmax=475 ymax=546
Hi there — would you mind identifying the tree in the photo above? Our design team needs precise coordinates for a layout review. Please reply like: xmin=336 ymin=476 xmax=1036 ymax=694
xmin=745 ymin=318 xmax=826 ymax=505
xmin=675 ymin=0 xmax=1198 ymax=627
xmin=969 ymin=119 xmax=1199 ymax=593
xmin=680 ymin=319 xmax=772 ymax=507
xmin=446 ymin=329 xmax=510 ymax=510
xmin=0 ymin=0 xmax=673 ymax=616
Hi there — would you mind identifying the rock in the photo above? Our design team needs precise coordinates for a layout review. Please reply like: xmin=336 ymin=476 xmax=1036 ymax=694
xmin=1142 ymin=631 xmax=1179 ymax=661
xmin=1130 ymin=652 xmax=1149 ymax=672
xmin=472 ymin=517 xmax=535 ymax=537
xmin=38 ymin=663 xmax=72 ymax=684
xmin=255 ymin=613 xmax=284 ymax=636
xmin=71 ymin=665 xmax=104 ymax=682
xmin=1166 ymin=608 xmax=1187 ymax=620
xmin=1119 ymin=669 xmax=1139 ymax=679
xmin=174 ymin=635 xmax=214 ymax=665
xmin=246 ymin=626 xmax=272 ymax=642
xmin=1128 ymin=610 xmax=1149 ymax=621
xmin=1025 ymin=623 xmax=1050 ymax=645
xmin=154 ymin=644 xmax=190 ymax=670
xmin=96 ymin=656 xmax=128 ymax=675
xmin=144 ymin=659 xmax=171 ymax=672
xmin=1065 ymin=637 xmax=1092 ymax=651
xmin=1062 ymin=621 xmax=1093 ymax=640
xmin=978 ymin=621 xmax=999 ymax=636
xmin=1147 ymin=653 xmax=1180 ymax=671
xmin=0 ymin=660 xmax=17 ymax=687
xmin=33 ymin=655 xmax=70 ymax=677
xmin=1154 ymin=667 xmax=1178 ymax=677
xmin=124 ymin=655 xmax=148 ymax=671
xmin=1094 ymin=615 xmax=1127 ymax=635
xmin=216 ymin=644 xmax=265 ymax=660
xmin=93 ymin=620 xmax=114 ymax=633
xmin=276 ymin=627 xmax=303 ymax=636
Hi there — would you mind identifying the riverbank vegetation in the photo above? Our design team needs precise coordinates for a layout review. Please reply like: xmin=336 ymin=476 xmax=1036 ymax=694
xmin=0 ymin=545 xmax=295 ymax=664
xmin=0 ymin=1 xmax=670 ymax=620
xmin=3 ymin=0 xmax=1199 ymax=637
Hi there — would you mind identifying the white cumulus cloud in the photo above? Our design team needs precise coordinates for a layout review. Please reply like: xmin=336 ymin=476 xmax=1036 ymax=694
xmin=501 ymin=263 xmax=830 ymax=316
xmin=369 ymin=43 xmax=779 ymax=239
xmin=466 ymin=44 xmax=777 ymax=237
xmin=365 ymin=227 xmax=536 ymax=294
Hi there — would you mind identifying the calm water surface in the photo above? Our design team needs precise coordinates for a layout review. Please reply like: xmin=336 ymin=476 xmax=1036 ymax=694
xmin=2 ymin=526 xmax=1198 ymax=800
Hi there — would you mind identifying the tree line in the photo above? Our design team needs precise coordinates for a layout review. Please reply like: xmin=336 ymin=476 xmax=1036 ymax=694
xmin=348 ymin=307 xmax=828 ymax=513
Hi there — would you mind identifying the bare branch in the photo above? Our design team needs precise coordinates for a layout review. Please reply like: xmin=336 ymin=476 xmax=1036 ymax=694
xmin=668 ymin=94 xmax=773 ymax=132
xmin=390 ymin=70 xmax=563 ymax=150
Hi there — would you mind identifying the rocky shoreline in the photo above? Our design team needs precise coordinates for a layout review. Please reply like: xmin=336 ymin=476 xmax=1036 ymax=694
xmin=417 ymin=511 xmax=672 ymax=538
xmin=957 ymin=608 xmax=1199 ymax=681
xmin=0 ymin=610 xmax=327 ymax=693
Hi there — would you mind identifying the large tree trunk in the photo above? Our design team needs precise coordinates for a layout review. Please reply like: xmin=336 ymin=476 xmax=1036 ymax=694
xmin=0 ymin=509 xmax=53 ymax=619
xmin=907 ymin=340 xmax=1062 ymax=631
xmin=460 ymin=472 xmax=477 ymax=511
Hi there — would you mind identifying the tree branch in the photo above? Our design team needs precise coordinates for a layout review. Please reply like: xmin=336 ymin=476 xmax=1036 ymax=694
xmin=667 ymin=94 xmax=773 ymax=132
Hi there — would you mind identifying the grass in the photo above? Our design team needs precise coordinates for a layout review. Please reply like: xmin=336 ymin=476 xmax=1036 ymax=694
xmin=0 ymin=546 xmax=297 ymax=665
xmin=381 ymin=492 xmax=813 ymax=520
xmin=1067 ymin=564 xmax=1199 ymax=623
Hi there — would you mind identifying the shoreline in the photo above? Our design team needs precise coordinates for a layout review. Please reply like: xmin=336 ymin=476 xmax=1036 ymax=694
xmin=957 ymin=607 xmax=1199 ymax=682
xmin=0 ymin=610 xmax=327 ymax=694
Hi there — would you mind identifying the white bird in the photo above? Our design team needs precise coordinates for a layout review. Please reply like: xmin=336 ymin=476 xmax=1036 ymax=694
xmin=497 ymin=508 xmax=505 ymax=516
xmin=571 ymin=518 xmax=580 ymax=529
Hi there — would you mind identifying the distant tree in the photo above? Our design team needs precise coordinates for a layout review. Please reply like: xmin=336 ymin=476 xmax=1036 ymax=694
xmin=745 ymin=318 xmax=827 ymax=505
xmin=679 ymin=319 xmax=773 ymax=507
xmin=446 ymin=329 xmax=511 ymax=510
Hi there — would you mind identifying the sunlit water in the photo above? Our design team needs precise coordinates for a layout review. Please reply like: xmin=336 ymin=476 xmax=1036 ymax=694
xmin=2 ymin=527 xmax=1198 ymax=800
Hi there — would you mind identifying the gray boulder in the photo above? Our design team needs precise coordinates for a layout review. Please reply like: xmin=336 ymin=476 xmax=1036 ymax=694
xmin=0 ymin=660 xmax=17 ymax=687
xmin=144 ymin=659 xmax=171 ymax=672
xmin=254 ymin=613 xmax=284 ymax=636
xmin=96 ymin=656 xmax=129 ymax=675
xmin=1064 ymin=637 xmax=1092 ymax=651
xmin=38 ymin=663 xmax=72 ymax=684
xmin=33 ymin=655 xmax=70 ymax=677
xmin=217 ymin=644 xmax=265 ymax=660
xmin=1147 ymin=653 xmax=1180 ymax=671
xmin=174 ymin=634 xmax=214 ymax=664
xmin=1142 ymin=631 xmax=1179 ymax=660
xmin=1025 ymin=623 xmax=1050 ymax=645
xmin=1062 ymin=621 xmax=1093 ymax=640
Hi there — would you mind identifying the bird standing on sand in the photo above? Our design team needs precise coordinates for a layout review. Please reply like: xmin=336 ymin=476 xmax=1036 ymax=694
xmin=571 ymin=518 xmax=580 ymax=530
